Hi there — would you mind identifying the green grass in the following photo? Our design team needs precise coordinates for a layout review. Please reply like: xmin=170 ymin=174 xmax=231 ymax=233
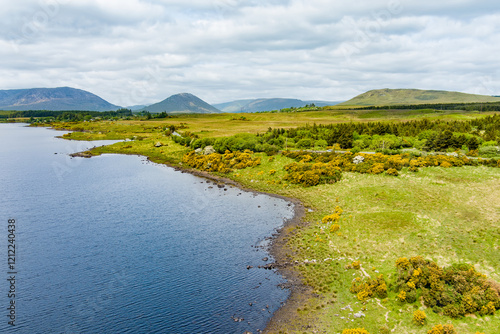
xmin=44 ymin=110 xmax=500 ymax=334
xmin=44 ymin=108 xmax=498 ymax=142
xmin=339 ymin=88 xmax=500 ymax=106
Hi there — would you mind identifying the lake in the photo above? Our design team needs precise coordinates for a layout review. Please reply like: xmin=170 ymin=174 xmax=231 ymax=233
xmin=0 ymin=123 xmax=294 ymax=333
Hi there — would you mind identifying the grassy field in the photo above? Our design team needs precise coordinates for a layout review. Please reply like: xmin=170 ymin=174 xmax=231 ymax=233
xmin=339 ymin=88 xmax=500 ymax=106
xmin=46 ymin=109 xmax=500 ymax=334
xmin=48 ymin=108 xmax=496 ymax=141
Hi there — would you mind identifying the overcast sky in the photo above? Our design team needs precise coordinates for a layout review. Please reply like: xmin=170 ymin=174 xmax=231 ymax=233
xmin=1 ymin=0 xmax=500 ymax=106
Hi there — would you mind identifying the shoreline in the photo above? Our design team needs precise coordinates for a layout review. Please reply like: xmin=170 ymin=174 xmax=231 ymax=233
xmin=72 ymin=149 xmax=310 ymax=333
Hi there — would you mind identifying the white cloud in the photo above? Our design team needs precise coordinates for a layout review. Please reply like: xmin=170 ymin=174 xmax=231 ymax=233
xmin=0 ymin=0 xmax=499 ymax=106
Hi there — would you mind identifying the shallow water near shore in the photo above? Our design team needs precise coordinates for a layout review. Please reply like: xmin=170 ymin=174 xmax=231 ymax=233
xmin=0 ymin=123 xmax=293 ymax=333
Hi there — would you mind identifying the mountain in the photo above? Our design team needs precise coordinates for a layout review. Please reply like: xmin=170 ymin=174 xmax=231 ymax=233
xmin=0 ymin=87 xmax=120 ymax=111
xmin=141 ymin=93 xmax=220 ymax=114
xmin=339 ymin=88 xmax=500 ymax=106
xmin=214 ymin=98 xmax=340 ymax=113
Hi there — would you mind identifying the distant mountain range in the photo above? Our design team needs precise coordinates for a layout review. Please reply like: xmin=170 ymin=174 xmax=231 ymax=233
xmin=339 ymin=88 xmax=500 ymax=106
xmin=0 ymin=87 xmax=120 ymax=111
xmin=140 ymin=93 xmax=221 ymax=114
xmin=213 ymin=98 xmax=340 ymax=113
xmin=4 ymin=86 xmax=498 ymax=114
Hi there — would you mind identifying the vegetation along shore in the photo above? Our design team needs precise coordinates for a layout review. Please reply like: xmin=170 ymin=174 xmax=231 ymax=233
xmin=12 ymin=104 xmax=500 ymax=334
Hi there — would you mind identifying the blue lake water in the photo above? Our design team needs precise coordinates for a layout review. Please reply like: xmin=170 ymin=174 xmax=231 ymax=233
xmin=0 ymin=123 xmax=294 ymax=333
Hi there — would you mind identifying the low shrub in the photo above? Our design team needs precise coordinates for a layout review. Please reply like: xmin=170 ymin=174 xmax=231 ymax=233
xmin=283 ymin=162 xmax=342 ymax=187
xmin=342 ymin=328 xmax=370 ymax=334
xmin=182 ymin=150 xmax=261 ymax=173
xmin=413 ymin=310 xmax=427 ymax=326
xmin=393 ymin=256 xmax=500 ymax=318
xmin=427 ymin=324 xmax=457 ymax=334
xmin=350 ymin=274 xmax=388 ymax=300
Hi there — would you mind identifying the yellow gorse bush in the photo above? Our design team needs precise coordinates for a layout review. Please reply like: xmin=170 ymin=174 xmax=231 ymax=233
xmin=394 ymin=256 xmax=500 ymax=318
xmin=322 ymin=206 xmax=343 ymax=223
xmin=350 ymin=274 xmax=388 ymax=300
xmin=342 ymin=328 xmax=370 ymax=334
xmin=427 ymin=324 xmax=457 ymax=334
xmin=413 ymin=310 xmax=427 ymax=325
xmin=182 ymin=150 xmax=261 ymax=173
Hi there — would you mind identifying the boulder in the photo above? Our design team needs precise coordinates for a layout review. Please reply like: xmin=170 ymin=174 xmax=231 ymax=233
xmin=353 ymin=311 xmax=365 ymax=318
xmin=154 ymin=142 xmax=163 ymax=147
xmin=353 ymin=155 xmax=364 ymax=164
xmin=195 ymin=148 xmax=203 ymax=154
xmin=203 ymin=146 xmax=216 ymax=155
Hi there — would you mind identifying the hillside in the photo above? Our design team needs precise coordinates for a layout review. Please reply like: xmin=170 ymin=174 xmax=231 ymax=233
xmin=339 ymin=88 xmax=500 ymax=106
xmin=142 ymin=93 xmax=220 ymax=114
xmin=214 ymin=98 xmax=340 ymax=113
xmin=0 ymin=87 xmax=120 ymax=111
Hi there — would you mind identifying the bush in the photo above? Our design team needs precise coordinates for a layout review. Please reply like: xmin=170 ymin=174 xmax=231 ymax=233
xmin=478 ymin=146 xmax=500 ymax=157
xmin=386 ymin=168 xmax=399 ymax=176
xmin=408 ymin=166 xmax=419 ymax=172
xmin=392 ymin=256 xmax=500 ymax=319
xmin=296 ymin=138 xmax=313 ymax=149
xmin=427 ymin=324 xmax=457 ymax=334
xmin=413 ymin=310 xmax=427 ymax=326
xmin=182 ymin=150 xmax=261 ymax=173
xmin=342 ymin=328 xmax=370 ymax=334
xmin=322 ymin=206 xmax=343 ymax=223
xmin=283 ymin=162 xmax=342 ymax=187
xmin=350 ymin=275 xmax=388 ymax=300
xmin=315 ymin=139 xmax=328 ymax=149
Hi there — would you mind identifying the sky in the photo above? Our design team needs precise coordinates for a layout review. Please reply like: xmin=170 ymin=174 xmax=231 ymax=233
xmin=1 ymin=0 xmax=500 ymax=107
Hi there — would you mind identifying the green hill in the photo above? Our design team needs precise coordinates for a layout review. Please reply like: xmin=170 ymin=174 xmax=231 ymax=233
xmin=141 ymin=93 xmax=220 ymax=114
xmin=339 ymin=88 xmax=500 ymax=106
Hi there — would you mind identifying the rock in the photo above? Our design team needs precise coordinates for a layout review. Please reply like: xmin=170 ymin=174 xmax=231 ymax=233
xmin=203 ymin=146 xmax=216 ymax=155
xmin=195 ymin=148 xmax=203 ymax=154
xmin=154 ymin=142 xmax=162 ymax=147
xmin=341 ymin=305 xmax=353 ymax=312
xmin=247 ymin=265 xmax=253 ymax=270
xmin=70 ymin=152 xmax=92 ymax=158
xmin=353 ymin=311 xmax=365 ymax=318
xmin=353 ymin=155 xmax=364 ymax=164
xmin=262 ymin=257 xmax=269 ymax=261
xmin=263 ymin=263 xmax=276 ymax=270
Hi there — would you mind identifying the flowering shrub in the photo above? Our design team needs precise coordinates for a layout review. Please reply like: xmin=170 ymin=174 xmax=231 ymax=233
xmin=393 ymin=256 xmax=500 ymax=318
xmin=322 ymin=206 xmax=343 ymax=223
xmin=386 ymin=168 xmax=399 ymax=176
xmin=427 ymin=324 xmax=457 ymax=334
xmin=283 ymin=162 xmax=342 ymax=186
xmin=413 ymin=310 xmax=427 ymax=325
xmin=350 ymin=274 xmax=388 ymax=300
xmin=282 ymin=151 xmax=498 ymax=183
xmin=408 ymin=166 xmax=419 ymax=172
xmin=342 ymin=328 xmax=370 ymax=334
xmin=182 ymin=150 xmax=261 ymax=173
